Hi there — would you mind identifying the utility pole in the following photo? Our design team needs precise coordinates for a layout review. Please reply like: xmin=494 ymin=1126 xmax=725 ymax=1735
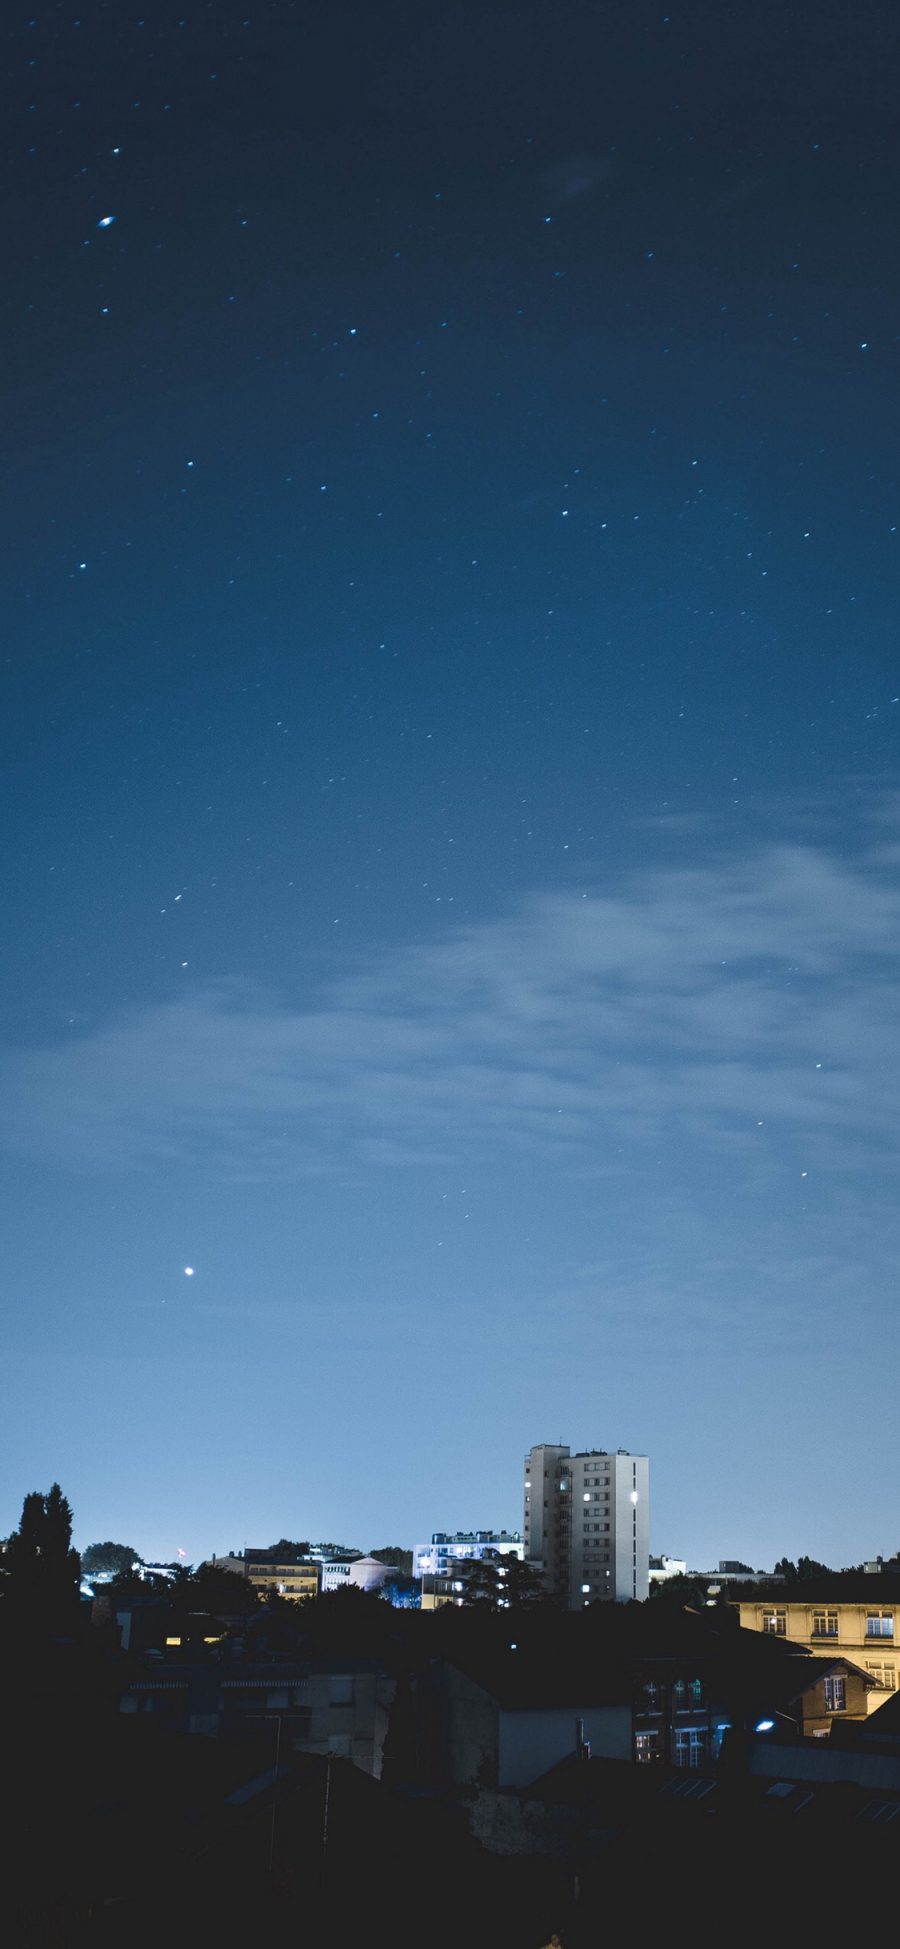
xmin=321 ymin=1755 xmax=331 ymax=1892
xmin=267 ymin=1715 xmax=283 ymax=1874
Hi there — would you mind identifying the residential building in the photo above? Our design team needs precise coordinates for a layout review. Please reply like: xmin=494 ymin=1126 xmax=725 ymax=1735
xmin=734 ymin=1580 xmax=900 ymax=1713
xmin=414 ymin=1639 xmax=633 ymax=1796
xmin=414 ymin=1531 xmax=524 ymax=1581
xmin=524 ymin=1444 xmax=649 ymax=1606
xmin=648 ymin=1555 xmax=687 ymax=1583
xmin=244 ymin=1552 xmax=320 ymax=1602
xmin=319 ymin=1555 xmax=394 ymax=1595
xmin=121 ymin=1653 xmax=397 ymax=1774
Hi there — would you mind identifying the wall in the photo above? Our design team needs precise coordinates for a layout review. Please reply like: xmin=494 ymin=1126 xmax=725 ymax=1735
xmin=498 ymin=1705 xmax=632 ymax=1787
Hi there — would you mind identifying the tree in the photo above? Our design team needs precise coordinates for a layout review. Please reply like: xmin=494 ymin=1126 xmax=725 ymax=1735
xmin=266 ymin=1539 xmax=311 ymax=1560
xmin=796 ymin=1555 xmax=831 ymax=1580
xmin=369 ymin=1546 xmax=413 ymax=1576
xmin=3 ymin=1483 xmax=81 ymax=1624
xmin=170 ymin=1562 xmax=263 ymax=1620
xmin=455 ymin=1553 xmax=548 ymax=1610
xmin=501 ymin=1556 xmax=552 ymax=1607
xmin=81 ymin=1541 xmax=139 ymax=1581
xmin=773 ymin=1557 xmax=797 ymax=1580
xmin=648 ymin=1572 xmax=716 ymax=1610
xmin=379 ymin=1573 xmax=420 ymax=1608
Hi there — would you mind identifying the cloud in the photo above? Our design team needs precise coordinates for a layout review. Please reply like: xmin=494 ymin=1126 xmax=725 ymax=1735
xmin=2 ymin=841 xmax=899 ymax=1185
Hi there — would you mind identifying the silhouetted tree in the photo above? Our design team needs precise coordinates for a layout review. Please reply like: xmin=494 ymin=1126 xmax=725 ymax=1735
xmin=648 ymin=1572 xmax=715 ymax=1610
xmin=82 ymin=1541 xmax=139 ymax=1580
xmin=172 ymin=1562 xmax=262 ymax=1618
xmin=455 ymin=1553 xmax=548 ymax=1610
xmin=773 ymin=1557 xmax=797 ymax=1580
xmin=380 ymin=1573 xmax=420 ymax=1607
xmin=369 ymin=1546 xmax=414 ymax=1575
xmin=796 ymin=1555 xmax=831 ymax=1579
xmin=3 ymin=1483 xmax=81 ymax=1627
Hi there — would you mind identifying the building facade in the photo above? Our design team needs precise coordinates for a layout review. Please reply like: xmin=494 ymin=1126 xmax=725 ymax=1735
xmin=319 ymin=1555 xmax=394 ymax=1595
xmin=414 ymin=1531 xmax=524 ymax=1581
xmin=524 ymin=1444 xmax=649 ymax=1606
xmin=735 ymin=1591 xmax=900 ymax=1712
xmin=244 ymin=1553 xmax=320 ymax=1602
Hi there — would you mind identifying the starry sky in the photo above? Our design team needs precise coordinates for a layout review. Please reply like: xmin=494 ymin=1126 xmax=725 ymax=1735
xmin=2 ymin=1 xmax=898 ymax=1572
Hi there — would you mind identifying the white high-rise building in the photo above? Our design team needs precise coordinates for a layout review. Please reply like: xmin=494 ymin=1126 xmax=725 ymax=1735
xmin=524 ymin=1443 xmax=649 ymax=1607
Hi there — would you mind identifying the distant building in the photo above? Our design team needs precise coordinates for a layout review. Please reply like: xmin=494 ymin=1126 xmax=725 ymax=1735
xmin=244 ymin=1552 xmax=320 ymax=1602
xmin=414 ymin=1531 xmax=524 ymax=1581
xmin=649 ymin=1555 xmax=687 ymax=1583
xmin=701 ymin=1564 xmax=778 ymax=1588
xmin=524 ymin=1444 xmax=649 ymax=1606
xmin=319 ymin=1555 xmax=395 ymax=1595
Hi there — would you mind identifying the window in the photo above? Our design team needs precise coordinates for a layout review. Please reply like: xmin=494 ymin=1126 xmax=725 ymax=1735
xmin=762 ymin=1610 xmax=786 ymax=1635
xmin=673 ymin=1728 xmax=706 ymax=1769
xmin=867 ymin=1612 xmax=895 ymax=1639
xmin=823 ymin=1675 xmax=846 ymax=1712
xmin=635 ymin=1731 xmax=659 ymax=1762
xmin=866 ymin=1662 xmax=897 ymax=1691
xmin=812 ymin=1610 xmax=839 ymax=1637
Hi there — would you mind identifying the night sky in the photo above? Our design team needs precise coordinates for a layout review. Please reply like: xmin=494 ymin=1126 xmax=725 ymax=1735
xmin=2 ymin=2 xmax=899 ymax=1571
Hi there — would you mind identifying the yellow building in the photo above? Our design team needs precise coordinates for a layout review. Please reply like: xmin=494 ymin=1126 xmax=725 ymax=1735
xmin=735 ymin=1592 xmax=898 ymax=1713
xmin=245 ymin=1556 xmax=320 ymax=1602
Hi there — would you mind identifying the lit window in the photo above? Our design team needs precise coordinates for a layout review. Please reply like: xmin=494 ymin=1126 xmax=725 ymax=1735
xmin=812 ymin=1611 xmax=839 ymax=1637
xmin=762 ymin=1610 xmax=786 ymax=1636
xmin=823 ymin=1675 xmax=846 ymax=1712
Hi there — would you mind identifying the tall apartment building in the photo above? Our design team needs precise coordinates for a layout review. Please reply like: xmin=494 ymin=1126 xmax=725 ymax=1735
xmin=524 ymin=1443 xmax=649 ymax=1607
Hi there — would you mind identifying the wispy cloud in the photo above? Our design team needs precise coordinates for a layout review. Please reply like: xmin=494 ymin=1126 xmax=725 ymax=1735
xmin=3 ymin=841 xmax=898 ymax=1185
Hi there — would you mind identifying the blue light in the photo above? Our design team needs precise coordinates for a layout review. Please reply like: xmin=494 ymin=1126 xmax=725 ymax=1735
xmin=755 ymin=1718 xmax=776 ymax=1733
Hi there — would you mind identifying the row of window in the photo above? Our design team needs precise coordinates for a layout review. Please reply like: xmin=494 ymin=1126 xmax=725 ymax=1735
xmin=642 ymin=1679 xmax=704 ymax=1709
xmin=635 ymin=1729 xmax=706 ymax=1767
xmin=763 ymin=1609 xmax=895 ymax=1639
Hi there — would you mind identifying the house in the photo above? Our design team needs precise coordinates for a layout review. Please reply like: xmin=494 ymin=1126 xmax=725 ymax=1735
xmin=732 ymin=1575 xmax=900 ymax=1709
xmin=416 ymin=1642 xmax=633 ymax=1791
xmin=121 ymin=1652 xmax=397 ymax=1775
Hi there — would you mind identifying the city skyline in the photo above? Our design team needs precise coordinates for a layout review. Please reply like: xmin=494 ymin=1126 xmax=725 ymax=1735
xmin=2 ymin=3 xmax=898 ymax=1571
